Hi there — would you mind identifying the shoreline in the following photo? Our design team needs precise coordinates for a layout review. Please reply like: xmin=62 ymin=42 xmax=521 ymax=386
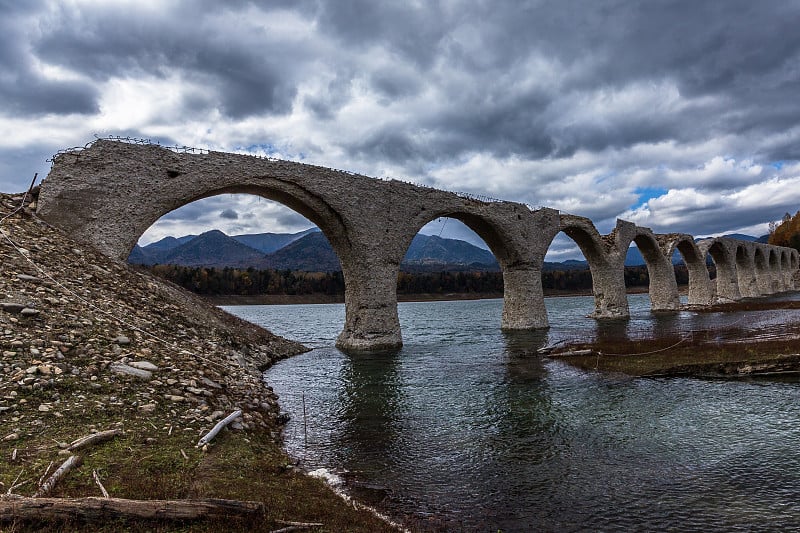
xmin=203 ymin=286 xmax=659 ymax=306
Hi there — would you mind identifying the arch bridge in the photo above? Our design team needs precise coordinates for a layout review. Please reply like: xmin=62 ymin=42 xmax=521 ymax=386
xmin=37 ymin=140 xmax=800 ymax=352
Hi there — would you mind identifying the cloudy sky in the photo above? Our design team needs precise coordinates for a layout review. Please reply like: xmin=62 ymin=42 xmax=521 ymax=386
xmin=2 ymin=1 xmax=800 ymax=259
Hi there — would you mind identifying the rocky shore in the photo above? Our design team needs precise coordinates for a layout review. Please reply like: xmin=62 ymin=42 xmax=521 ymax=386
xmin=0 ymin=192 xmax=397 ymax=532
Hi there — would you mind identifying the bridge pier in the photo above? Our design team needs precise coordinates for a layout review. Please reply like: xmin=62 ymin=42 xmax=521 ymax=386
xmin=589 ymin=263 xmax=629 ymax=318
xmin=336 ymin=262 xmax=403 ymax=352
xmin=501 ymin=265 xmax=549 ymax=329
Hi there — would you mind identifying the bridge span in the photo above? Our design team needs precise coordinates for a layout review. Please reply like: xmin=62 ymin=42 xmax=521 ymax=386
xmin=37 ymin=139 xmax=800 ymax=352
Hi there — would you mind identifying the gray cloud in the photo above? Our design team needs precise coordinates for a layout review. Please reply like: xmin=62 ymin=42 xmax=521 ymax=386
xmin=2 ymin=0 xmax=800 ymax=259
xmin=220 ymin=208 xmax=238 ymax=220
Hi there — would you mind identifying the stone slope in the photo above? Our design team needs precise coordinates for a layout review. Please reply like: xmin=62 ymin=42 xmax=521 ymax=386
xmin=0 ymin=190 xmax=308 ymax=448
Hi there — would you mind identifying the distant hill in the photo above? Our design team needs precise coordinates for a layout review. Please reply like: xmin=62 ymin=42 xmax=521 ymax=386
xmin=232 ymin=228 xmax=319 ymax=254
xmin=145 ymin=230 xmax=265 ymax=268
xmin=253 ymin=232 xmax=500 ymax=272
xmin=254 ymin=232 xmax=342 ymax=272
xmin=404 ymin=234 xmax=498 ymax=267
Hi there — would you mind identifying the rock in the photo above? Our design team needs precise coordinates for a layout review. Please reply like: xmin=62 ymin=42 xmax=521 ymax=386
xmin=0 ymin=302 xmax=26 ymax=314
xmin=109 ymin=362 xmax=152 ymax=380
xmin=16 ymin=274 xmax=42 ymax=283
xmin=200 ymin=376 xmax=223 ymax=389
xmin=129 ymin=360 xmax=158 ymax=371
xmin=3 ymin=432 xmax=19 ymax=442
xmin=20 ymin=308 xmax=40 ymax=317
xmin=139 ymin=403 xmax=157 ymax=413
xmin=38 ymin=404 xmax=50 ymax=412
xmin=165 ymin=394 xmax=185 ymax=402
xmin=113 ymin=335 xmax=131 ymax=345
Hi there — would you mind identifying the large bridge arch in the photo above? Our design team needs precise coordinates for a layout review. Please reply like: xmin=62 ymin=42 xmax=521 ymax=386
xmin=399 ymin=201 xmax=561 ymax=330
xmin=629 ymin=230 xmax=680 ymax=311
xmin=38 ymin=140 xmax=410 ymax=352
xmin=557 ymin=215 xmax=629 ymax=318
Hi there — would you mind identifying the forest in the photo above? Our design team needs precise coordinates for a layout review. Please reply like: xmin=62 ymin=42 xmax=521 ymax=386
xmin=769 ymin=211 xmax=800 ymax=251
xmin=146 ymin=264 xmax=691 ymax=297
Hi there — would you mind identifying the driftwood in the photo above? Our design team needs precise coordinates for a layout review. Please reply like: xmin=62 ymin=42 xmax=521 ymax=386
xmin=34 ymin=455 xmax=82 ymax=498
xmin=548 ymin=349 xmax=594 ymax=358
xmin=0 ymin=496 xmax=264 ymax=522
xmin=271 ymin=519 xmax=324 ymax=532
xmin=92 ymin=470 xmax=109 ymax=498
xmin=63 ymin=429 xmax=122 ymax=453
xmin=197 ymin=410 xmax=242 ymax=447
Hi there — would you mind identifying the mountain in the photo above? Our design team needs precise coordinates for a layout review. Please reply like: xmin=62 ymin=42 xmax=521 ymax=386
xmin=543 ymin=259 xmax=588 ymax=271
xmin=131 ymin=228 xmax=504 ymax=272
xmin=131 ymin=235 xmax=198 ymax=265
xmin=154 ymin=230 xmax=266 ymax=268
xmin=720 ymin=233 xmax=760 ymax=242
xmin=404 ymin=234 xmax=498 ymax=266
xmin=128 ymin=244 xmax=153 ymax=265
xmin=255 ymin=231 xmax=341 ymax=271
xmin=232 ymin=228 xmax=319 ymax=254
xmin=145 ymin=234 xmax=196 ymax=252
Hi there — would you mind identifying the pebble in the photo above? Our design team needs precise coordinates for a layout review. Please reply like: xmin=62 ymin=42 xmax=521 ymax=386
xmin=114 ymin=335 xmax=131 ymax=345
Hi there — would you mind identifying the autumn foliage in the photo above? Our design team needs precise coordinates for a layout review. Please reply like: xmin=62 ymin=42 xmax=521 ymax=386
xmin=768 ymin=211 xmax=800 ymax=251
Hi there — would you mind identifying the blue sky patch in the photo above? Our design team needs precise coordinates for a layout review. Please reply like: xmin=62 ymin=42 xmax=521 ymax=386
xmin=632 ymin=187 xmax=668 ymax=209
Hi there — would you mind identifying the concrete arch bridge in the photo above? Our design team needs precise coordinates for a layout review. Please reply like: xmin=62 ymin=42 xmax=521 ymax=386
xmin=37 ymin=140 xmax=800 ymax=352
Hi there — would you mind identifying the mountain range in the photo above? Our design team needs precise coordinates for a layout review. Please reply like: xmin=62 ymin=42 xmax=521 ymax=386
xmin=128 ymin=229 xmax=767 ymax=272
xmin=129 ymin=229 xmax=502 ymax=271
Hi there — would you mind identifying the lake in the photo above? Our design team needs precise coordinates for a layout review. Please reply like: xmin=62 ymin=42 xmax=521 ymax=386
xmin=225 ymin=294 xmax=800 ymax=531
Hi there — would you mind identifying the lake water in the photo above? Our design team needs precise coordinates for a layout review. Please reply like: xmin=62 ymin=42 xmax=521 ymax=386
xmin=225 ymin=294 xmax=800 ymax=531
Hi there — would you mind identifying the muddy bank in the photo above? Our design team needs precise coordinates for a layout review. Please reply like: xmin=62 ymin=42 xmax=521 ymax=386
xmin=548 ymin=297 xmax=800 ymax=378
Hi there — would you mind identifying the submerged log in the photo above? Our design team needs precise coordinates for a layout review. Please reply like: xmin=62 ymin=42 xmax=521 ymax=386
xmin=0 ymin=496 xmax=265 ymax=522
xmin=548 ymin=349 xmax=594 ymax=358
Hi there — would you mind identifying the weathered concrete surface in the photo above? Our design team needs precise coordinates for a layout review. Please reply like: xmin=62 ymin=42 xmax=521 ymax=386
xmin=37 ymin=139 xmax=800 ymax=351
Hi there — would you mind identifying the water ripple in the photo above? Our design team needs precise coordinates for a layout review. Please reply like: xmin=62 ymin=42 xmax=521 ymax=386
xmin=226 ymin=295 xmax=800 ymax=531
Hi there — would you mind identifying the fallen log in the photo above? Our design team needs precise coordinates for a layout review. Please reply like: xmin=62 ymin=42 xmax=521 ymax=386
xmin=0 ymin=496 xmax=265 ymax=522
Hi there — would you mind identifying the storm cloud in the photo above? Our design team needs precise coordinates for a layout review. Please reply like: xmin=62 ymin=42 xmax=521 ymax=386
xmin=2 ymin=1 xmax=800 ymax=256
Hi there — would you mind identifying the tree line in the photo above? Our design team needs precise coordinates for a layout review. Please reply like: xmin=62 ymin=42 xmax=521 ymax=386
xmin=146 ymin=264 xmax=690 ymax=296
xmin=769 ymin=210 xmax=800 ymax=251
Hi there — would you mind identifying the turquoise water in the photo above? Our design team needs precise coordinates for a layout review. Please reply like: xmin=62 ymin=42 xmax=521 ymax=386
xmin=225 ymin=294 xmax=800 ymax=531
